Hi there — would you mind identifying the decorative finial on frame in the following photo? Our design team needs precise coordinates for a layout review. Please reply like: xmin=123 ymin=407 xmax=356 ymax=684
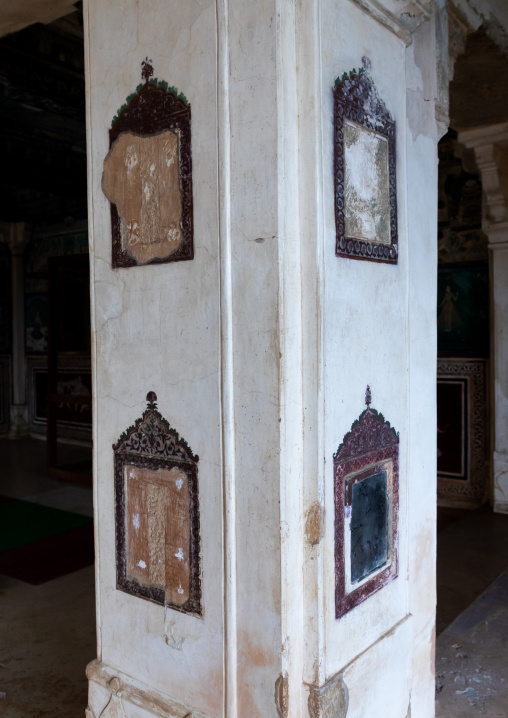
xmin=146 ymin=390 xmax=157 ymax=407
xmin=365 ymin=385 xmax=372 ymax=407
xmin=141 ymin=57 xmax=154 ymax=83
xmin=361 ymin=55 xmax=372 ymax=71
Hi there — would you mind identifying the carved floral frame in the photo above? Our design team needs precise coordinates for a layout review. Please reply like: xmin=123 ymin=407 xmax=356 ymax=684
xmin=334 ymin=69 xmax=398 ymax=264
xmin=334 ymin=390 xmax=399 ymax=618
xmin=108 ymin=60 xmax=193 ymax=268
xmin=113 ymin=392 xmax=201 ymax=616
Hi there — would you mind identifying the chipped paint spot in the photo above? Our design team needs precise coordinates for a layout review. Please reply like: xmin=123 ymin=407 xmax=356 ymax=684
xmin=275 ymin=672 xmax=289 ymax=718
xmin=137 ymin=559 xmax=146 ymax=569
xmin=308 ymin=671 xmax=349 ymax=718
xmin=305 ymin=502 xmax=325 ymax=546
xmin=176 ymin=477 xmax=184 ymax=490
xmin=175 ymin=547 xmax=184 ymax=561
xmin=132 ymin=513 xmax=140 ymax=530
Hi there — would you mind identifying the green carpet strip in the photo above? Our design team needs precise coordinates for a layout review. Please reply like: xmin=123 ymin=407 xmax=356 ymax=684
xmin=0 ymin=498 xmax=92 ymax=553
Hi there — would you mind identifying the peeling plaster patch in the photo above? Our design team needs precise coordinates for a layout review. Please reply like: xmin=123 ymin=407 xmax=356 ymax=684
xmin=164 ymin=620 xmax=185 ymax=651
xmin=308 ymin=672 xmax=349 ymax=718
xmin=305 ymin=502 xmax=325 ymax=546
xmin=275 ymin=672 xmax=289 ymax=718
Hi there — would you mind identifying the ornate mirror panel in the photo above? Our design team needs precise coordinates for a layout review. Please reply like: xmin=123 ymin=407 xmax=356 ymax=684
xmin=113 ymin=392 xmax=201 ymax=616
xmin=334 ymin=61 xmax=398 ymax=264
xmin=334 ymin=387 xmax=399 ymax=618
xmin=103 ymin=59 xmax=194 ymax=268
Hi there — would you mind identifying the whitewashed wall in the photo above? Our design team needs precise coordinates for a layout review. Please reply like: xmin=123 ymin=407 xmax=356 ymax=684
xmin=84 ymin=0 xmax=437 ymax=716
xmin=294 ymin=2 xmax=437 ymax=716
xmin=85 ymin=1 xmax=225 ymax=715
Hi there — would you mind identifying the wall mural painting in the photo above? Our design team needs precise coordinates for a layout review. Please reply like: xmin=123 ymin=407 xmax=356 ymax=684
xmin=26 ymin=355 xmax=92 ymax=442
xmin=334 ymin=58 xmax=398 ymax=264
xmin=113 ymin=392 xmax=201 ymax=616
xmin=437 ymin=359 xmax=488 ymax=508
xmin=103 ymin=58 xmax=194 ymax=268
xmin=334 ymin=387 xmax=399 ymax=618
xmin=438 ymin=130 xmax=487 ymax=265
xmin=437 ymin=264 xmax=489 ymax=357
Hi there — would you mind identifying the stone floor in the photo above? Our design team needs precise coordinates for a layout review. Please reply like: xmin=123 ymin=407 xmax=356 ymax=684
xmin=435 ymin=573 xmax=508 ymax=717
xmin=0 ymin=566 xmax=96 ymax=717
xmin=435 ymin=505 xmax=508 ymax=716
xmin=0 ymin=437 xmax=95 ymax=717
xmin=436 ymin=504 xmax=508 ymax=634
xmin=1 ymin=438 xmax=508 ymax=716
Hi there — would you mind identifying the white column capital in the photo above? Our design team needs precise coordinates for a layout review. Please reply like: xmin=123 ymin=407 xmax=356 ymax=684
xmin=485 ymin=221 xmax=508 ymax=249
xmin=459 ymin=124 xmax=508 ymax=225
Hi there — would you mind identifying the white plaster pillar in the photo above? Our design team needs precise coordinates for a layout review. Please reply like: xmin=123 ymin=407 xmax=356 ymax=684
xmin=460 ymin=124 xmax=508 ymax=514
xmin=83 ymin=0 xmax=438 ymax=716
xmin=0 ymin=222 xmax=30 ymax=439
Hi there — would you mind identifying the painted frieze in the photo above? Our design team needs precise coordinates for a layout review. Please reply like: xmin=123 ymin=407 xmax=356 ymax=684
xmin=334 ymin=59 xmax=398 ymax=264
xmin=103 ymin=58 xmax=193 ymax=268
xmin=113 ymin=392 xmax=201 ymax=616
xmin=334 ymin=387 xmax=399 ymax=618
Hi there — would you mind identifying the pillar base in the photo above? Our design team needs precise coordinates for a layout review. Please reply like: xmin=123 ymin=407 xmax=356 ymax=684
xmin=86 ymin=660 xmax=208 ymax=718
xmin=7 ymin=404 xmax=28 ymax=440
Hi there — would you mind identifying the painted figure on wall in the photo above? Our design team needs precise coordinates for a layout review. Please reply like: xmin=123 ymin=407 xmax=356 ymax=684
xmin=438 ymin=284 xmax=462 ymax=333
xmin=437 ymin=265 xmax=489 ymax=357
